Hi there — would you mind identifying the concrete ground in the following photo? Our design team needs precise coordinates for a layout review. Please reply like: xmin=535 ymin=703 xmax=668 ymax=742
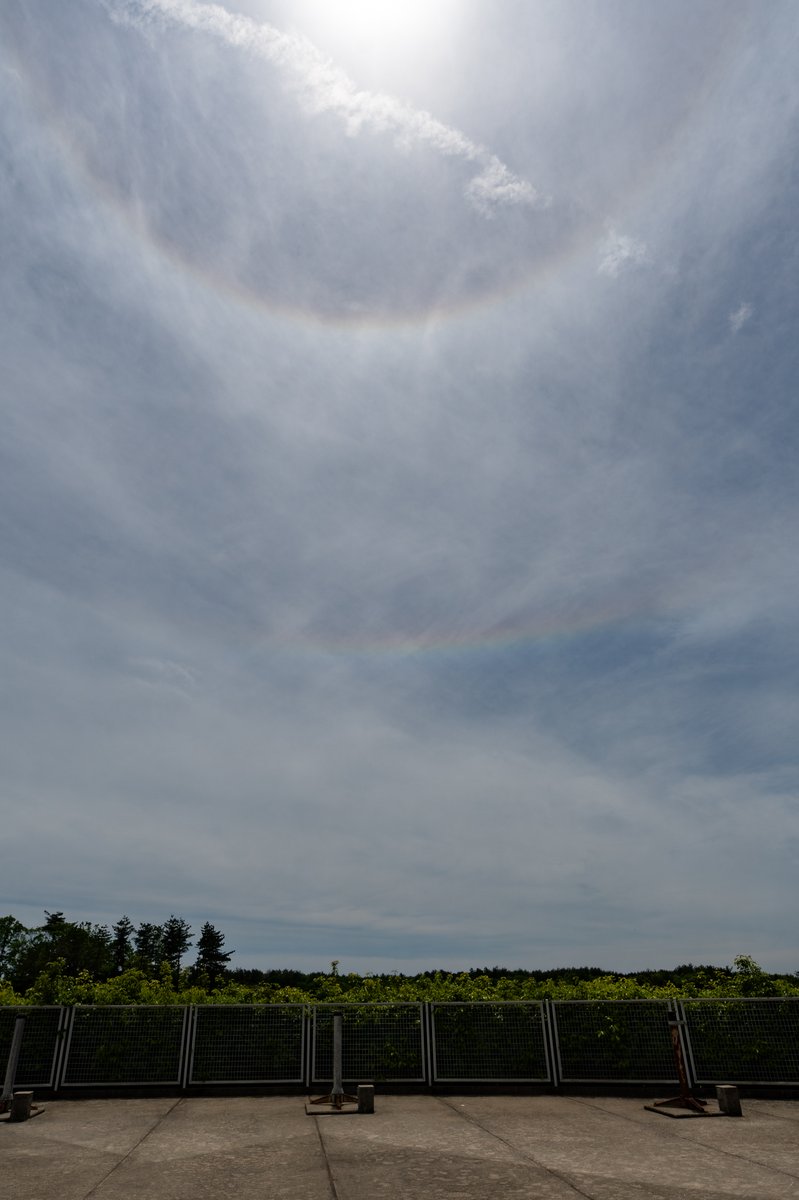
xmin=2 ymin=1094 xmax=798 ymax=1200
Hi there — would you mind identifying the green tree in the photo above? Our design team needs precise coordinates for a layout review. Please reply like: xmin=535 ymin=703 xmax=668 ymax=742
xmin=134 ymin=922 xmax=165 ymax=976
xmin=0 ymin=915 xmax=28 ymax=981
xmin=731 ymin=953 xmax=778 ymax=996
xmin=162 ymin=915 xmax=192 ymax=983
xmin=111 ymin=916 xmax=135 ymax=974
xmin=193 ymin=922 xmax=232 ymax=987
xmin=11 ymin=913 xmax=113 ymax=989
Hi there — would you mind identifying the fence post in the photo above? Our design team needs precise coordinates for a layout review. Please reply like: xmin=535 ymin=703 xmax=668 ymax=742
xmin=676 ymin=1000 xmax=697 ymax=1088
xmin=427 ymin=1003 xmax=436 ymax=1086
xmin=1 ymin=1015 xmax=26 ymax=1111
xmin=545 ymin=1001 xmax=560 ymax=1088
xmin=180 ymin=1007 xmax=194 ymax=1090
xmin=305 ymin=1006 xmax=312 ymax=1091
xmin=52 ymin=1007 xmax=74 ymax=1093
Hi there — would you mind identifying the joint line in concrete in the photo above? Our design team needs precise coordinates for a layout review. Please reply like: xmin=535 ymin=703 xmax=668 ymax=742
xmin=565 ymin=1096 xmax=799 ymax=1184
xmin=80 ymin=1097 xmax=184 ymax=1200
xmin=435 ymin=1097 xmax=597 ymax=1200
xmin=311 ymin=1114 xmax=340 ymax=1200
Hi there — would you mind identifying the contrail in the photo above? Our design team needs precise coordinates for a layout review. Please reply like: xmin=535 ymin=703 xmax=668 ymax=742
xmin=102 ymin=0 xmax=548 ymax=217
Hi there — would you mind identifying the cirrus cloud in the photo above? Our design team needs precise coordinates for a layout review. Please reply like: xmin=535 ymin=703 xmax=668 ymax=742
xmin=103 ymin=0 xmax=547 ymax=217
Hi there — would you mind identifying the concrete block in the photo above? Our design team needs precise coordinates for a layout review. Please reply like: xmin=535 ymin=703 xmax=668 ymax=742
xmin=357 ymin=1084 xmax=375 ymax=1114
xmin=716 ymin=1085 xmax=742 ymax=1116
xmin=9 ymin=1092 xmax=33 ymax=1122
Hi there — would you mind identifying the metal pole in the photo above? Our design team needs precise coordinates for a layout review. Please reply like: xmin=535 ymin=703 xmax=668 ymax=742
xmin=331 ymin=1011 xmax=344 ymax=1107
xmin=308 ymin=1008 xmax=357 ymax=1109
xmin=1 ymin=1015 xmax=26 ymax=1111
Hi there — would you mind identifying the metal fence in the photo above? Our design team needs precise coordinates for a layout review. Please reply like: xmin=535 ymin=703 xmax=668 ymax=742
xmin=3 ymin=998 xmax=798 ymax=1090
xmin=188 ymin=1004 xmax=305 ymax=1085
xmin=551 ymin=1000 xmax=680 ymax=1083
xmin=431 ymin=1002 xmax=551 ymax=1082
xmin=60 ymin=1006 xmax=189 ymax=1087
xmin=682 ymin=998 xmax=799 ymax=1086
xmin=0 ymin=1007 xmax=65 ymax=1089
xmin=310 ymin=1004 xmax=426 ymax=1084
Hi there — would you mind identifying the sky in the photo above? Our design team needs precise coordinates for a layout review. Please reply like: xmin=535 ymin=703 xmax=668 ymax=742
xmin=2 ymin=0 xmax=798 ymax=975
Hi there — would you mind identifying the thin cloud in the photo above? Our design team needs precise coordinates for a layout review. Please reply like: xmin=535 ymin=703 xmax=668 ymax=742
xmin=129 ymin=657 xmax=198 ymax=694
xmin=729 ymin=301 xmax=753 ymax=332
xmin=104 ymin=0 xmax=546 ymax=217
xmin=597 ymin=228 xmax=649 ymax=277
xmin=4 ymin=0 xmax=798 ymax=974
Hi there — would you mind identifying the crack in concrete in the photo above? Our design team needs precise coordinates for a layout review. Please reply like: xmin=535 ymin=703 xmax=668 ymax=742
xmin=565 ymin=1096 xmax=799 ymax=1184
xmin=311 ymin=1115 xmax=340 ymax=1200
xmin=80 ymin=1097 xmax=184 ymax=1200
xmin=435 ymin=1096 xmax=598 ymax=1199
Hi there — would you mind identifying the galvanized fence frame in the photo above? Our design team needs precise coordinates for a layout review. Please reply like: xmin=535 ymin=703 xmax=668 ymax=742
xmin=309 ymin=1003 xmax=427 ymax=1086
xmin=549 ymin=999 xmax=683 ymax=1084
xmin=3 ymin=998 xmax=799 ymax=1090
xmin=0 ymin=1006 xmax=67 ymax=1091
xmin=430 ymin=1001 xmax=552 ymax=1083
xmin=187 ymin=1003 xmax=307 ymax=1086
xmin=59 ymin=1006 xmax=190 ymax=1088
xmin=680 ymin=997 xmax=799 ymax=1087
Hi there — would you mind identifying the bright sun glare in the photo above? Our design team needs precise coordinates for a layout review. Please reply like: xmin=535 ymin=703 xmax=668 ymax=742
xmin=288 ymin=0 xmax=457 ymax=69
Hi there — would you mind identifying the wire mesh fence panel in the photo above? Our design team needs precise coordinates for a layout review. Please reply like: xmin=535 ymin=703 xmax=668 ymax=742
xmin=552 ymin=1000 xmax=679 ymax=1082
xmin=431 ymin=1002 xmax=551 ymax=1081
xmin=60 ymin=1006 xmax=188 ymax=1086
xmin=311 ymin=1004 xmax=425 ymax=1083
xmin=681 ymin=998 xmax=799 ymax=1084
xmin=0 ymin=1007 xmax=64 ymax=1089
xmin=189 ymin=1005 xmax=305 ymax=1083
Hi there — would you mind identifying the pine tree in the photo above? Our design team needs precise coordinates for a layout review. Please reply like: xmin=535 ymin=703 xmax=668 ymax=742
xmin=111 ymin=916 xmax=135 ymax=974
xmin=0 ymin=915 xmax=28 ymax=981
xmin=193 ymin=922 xmax=232 ymax=987
xmin=134 ymin=922 xmax=165 ymax=976
xmin=162 ymin=916 xmax=192 ymax=983
xmin=43 ymin=910 xmax=66 ymax=933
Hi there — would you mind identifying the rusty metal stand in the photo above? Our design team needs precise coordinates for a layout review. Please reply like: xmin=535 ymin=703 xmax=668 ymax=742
xmin=308 ymin=1091 xmax=359 ymax=1110
xmin=645 ymin=1010 xmax=716 ymax=1118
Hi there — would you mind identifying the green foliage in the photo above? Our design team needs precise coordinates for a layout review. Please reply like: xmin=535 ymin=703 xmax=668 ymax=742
xmin=162 ymin=916 xmax=193 ymax=984
xmin=9 ymin=917 xmax=114 ymax=992
xmin=111 ymin=916 xmax=135 ymax=974
xmin=0 ymin=915 xmax=28 ymax=980
xmin=2 ymin=910 xmax=797 ymax=1005
xmin=192 ymin=922 xmax=232 ymax=987
xmin=133 ymin=922 xmax=165 ymax=975
xmin=0 ymin=978 xmax=23 ymax=1005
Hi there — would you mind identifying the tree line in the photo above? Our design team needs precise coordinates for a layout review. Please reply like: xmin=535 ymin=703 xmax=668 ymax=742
xmin=0 ymin=911 xmax=232 ymax=992
xmin=2 ymin=912 xmax=797 ymax=1007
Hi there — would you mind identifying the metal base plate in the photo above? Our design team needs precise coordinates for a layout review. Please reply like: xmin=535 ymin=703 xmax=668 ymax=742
xmin=644 ymin=1105 xmax=724 ymax=1118
xmin=305 ymin=1101 xmax=359 ymax=1115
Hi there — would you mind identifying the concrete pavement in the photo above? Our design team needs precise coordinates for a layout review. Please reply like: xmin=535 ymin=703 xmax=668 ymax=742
xmin=2 ymin=1094 xmax=798 ymax=1199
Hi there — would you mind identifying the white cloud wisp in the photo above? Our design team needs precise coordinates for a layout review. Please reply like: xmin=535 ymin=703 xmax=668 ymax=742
xmin=597 ymin=228 xmax=649 ymax=277
xmin=104 ymin=0 xmax=546 ymax=218
xmin=729 ymin=301 xmax=753 ymax=332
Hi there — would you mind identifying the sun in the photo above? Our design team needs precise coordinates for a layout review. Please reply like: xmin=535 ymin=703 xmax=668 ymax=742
xmin=282 ymin=0 xmax=459 ymax=76
xmin=308 ymin=1 xmax=433 ymax=43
